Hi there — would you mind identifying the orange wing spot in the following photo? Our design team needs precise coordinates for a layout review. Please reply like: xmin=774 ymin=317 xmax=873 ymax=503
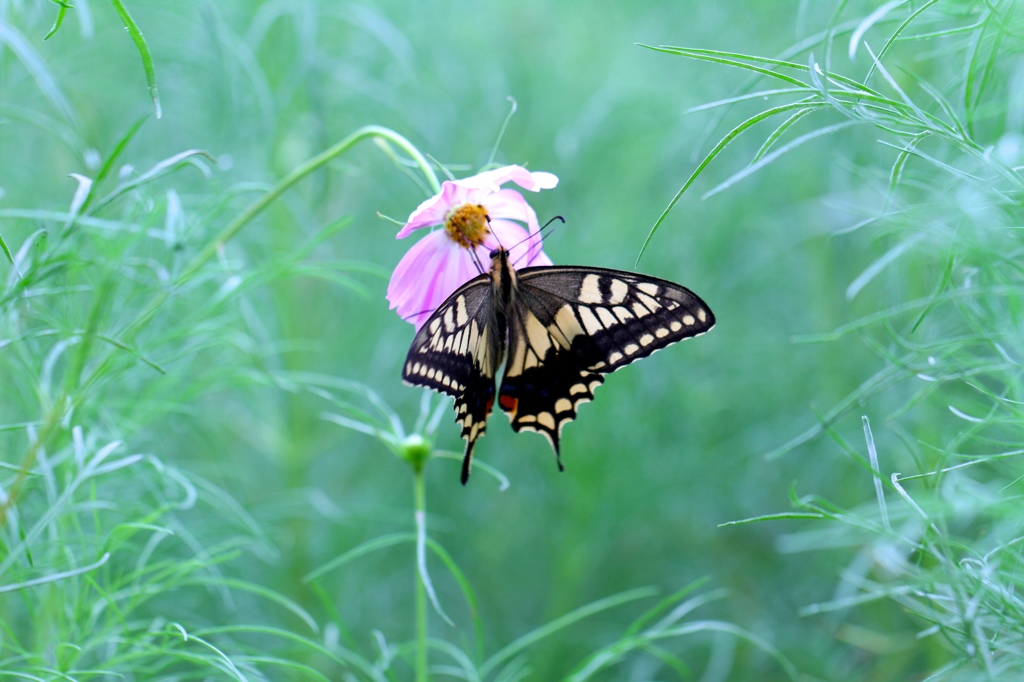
xmin=485 ymin=397 xmax=494 ymax=413
xmin=499 ymin=395 xmax=518 ymax=413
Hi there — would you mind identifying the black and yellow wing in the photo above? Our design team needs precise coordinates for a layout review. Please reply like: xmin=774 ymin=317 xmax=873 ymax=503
xmin=402 ymin=248 xmax=714 ymax=484
xmin=402 ymin=274 xmax=504 ymax=483
xmin=498 ymin=266 xmax=715 ymax=464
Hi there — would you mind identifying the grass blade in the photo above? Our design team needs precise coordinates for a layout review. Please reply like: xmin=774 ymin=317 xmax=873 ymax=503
xmin=0 ymin=22 xmax=76 ymax=124
xmin=108 ymin=0 xmax=162 ymax=118
xmin=637 ymin=101 xmax=819 ymax=264
xmin=848 ymin=0 xmax=904 ymax=59
xmin=480 ymin=587 xmax=657 ymax=677
xmin=0 ymin=233 xmax=13 ymax=266
xmin=702 ymin=120 xmax=859 ymax=199
xmin=865 ymin=0 xmax=940 ymax=83
xmin=44 ymin=0 xmax=73 ymax=40
xmin=81 ymin=115 xmax=148 ymax=215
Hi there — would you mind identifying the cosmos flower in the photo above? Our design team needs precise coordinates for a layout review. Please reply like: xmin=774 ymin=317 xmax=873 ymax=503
xmin=387 ymin=165 xmax=558 ymax=328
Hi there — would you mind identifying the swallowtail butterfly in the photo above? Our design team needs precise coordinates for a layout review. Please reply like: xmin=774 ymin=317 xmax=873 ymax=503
xmin=403 ymin=247 xmax=714 ymax=484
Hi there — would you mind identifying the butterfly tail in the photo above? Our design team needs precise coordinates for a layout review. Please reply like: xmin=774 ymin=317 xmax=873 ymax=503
xmin=460 ymin=439 xmax=476 ymax=485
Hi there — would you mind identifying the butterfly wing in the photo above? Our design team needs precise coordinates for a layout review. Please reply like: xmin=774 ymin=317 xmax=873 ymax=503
xmin=402 ymin=274 xmax=505 ymax=484
xmin=498 ymin=266 xmax=715 ymax=465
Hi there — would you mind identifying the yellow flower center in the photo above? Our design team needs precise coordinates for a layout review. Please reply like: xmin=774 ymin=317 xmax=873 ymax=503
xmin=445 ymin=203 xmax=490 ymax=248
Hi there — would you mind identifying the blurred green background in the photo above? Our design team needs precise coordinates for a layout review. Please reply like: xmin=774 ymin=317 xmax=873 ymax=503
xmin=3 ymin=0 xmax=1021 ymax=679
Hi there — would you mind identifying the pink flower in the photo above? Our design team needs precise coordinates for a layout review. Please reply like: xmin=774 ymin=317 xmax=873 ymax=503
xmin=388 ymin=165 xmax=557 ymax=328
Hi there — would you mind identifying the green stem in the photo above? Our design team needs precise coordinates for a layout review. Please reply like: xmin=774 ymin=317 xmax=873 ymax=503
xmin=0 ymin=126 xmax=440 ymax=532
xmin=0 ymin=406 xmax=62 ymax=531
xmin=414 ymin=468 xmax=429 ymax=681
xmin=179 ymin=125 xmax=438 ymax=286
xmin=119 ymin=124 xmax=439 ymax=343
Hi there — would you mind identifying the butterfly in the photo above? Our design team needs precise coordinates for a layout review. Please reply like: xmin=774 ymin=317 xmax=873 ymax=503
xmin=403 ymin=246 xmax=715 ymax=484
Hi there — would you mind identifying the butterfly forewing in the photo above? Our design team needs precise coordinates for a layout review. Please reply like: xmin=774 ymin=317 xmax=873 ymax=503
xmin=497 ymin=267 xmax=715 ymax=460
xmin=516 ymin=266 xmax=715 ymax=370
xmin=403 ymin=275 xmax=504 ymax=482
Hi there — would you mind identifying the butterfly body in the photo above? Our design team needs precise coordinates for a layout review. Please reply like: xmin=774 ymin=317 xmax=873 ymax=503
xmin=403 ymin=248 xmax=714 ymax=484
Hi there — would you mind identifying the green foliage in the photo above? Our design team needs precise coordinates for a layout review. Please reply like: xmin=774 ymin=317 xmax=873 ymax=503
xmin=2 ymin=0 xmax=1024 ymax=679
xmin=663 ymin=0 xmax=1024 ymax=678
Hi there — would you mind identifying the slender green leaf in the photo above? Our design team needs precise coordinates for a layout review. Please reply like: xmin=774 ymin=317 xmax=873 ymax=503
xmin=910 ymin=250 xmax=956 ymax=334
xmin=684 ymin=87 xmax=812 ymax=114
xmin=887 ymin=131 xmax=929 ymax=195
xmin=640 ymin=44 xmax=810 ymax=88
xmin=44 ymin=0 xmax=74 ymax=40
xmin=866 ymin=0 xmax=940 ymax=82
xmin=89 ymin=149 xmax=215 ymax=214
xmin=0 ymin=233 xmax=13 ymax=266
xmin=109 ymin=0 xmax=162 ymax=118
xmin=623 ymin=578 xmax=712 ymax=637
xmin=0 ymin=22 xmax=76 ymax=123
xmin=637 ymin=101 xmax=817 ymax=264
xmin=751 ymin=104 xmax=820 ymax=163
xmin=81 ymin=115 xmax=148 ymax=214
xmin=718 ymin=513 xmax=827 ymax=527
xmin=848 ymin=0 xmax=904 ymax=60
xmin=703 ymin=120 xmax=860 ymax=199
xmin=481 ymin=587 xmax=658 ymax=677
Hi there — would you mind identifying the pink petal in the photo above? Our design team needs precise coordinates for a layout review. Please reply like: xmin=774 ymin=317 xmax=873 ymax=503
xmin=457 ymin=165 xmax=558 ymax=193
xmin=514 ymin=170 xmax=558 ymax=191
xmin=388 ymin=230 xmax=448 ymax=305
xmin=397 ymin=183 xmax=475 ymax=239
xmin=397 ymin=167 xmax=557 ymax=239
xmin=483 ymin=189 xmax=536 ymax=227
xmin=390 ymin=165 xmax=559 ymax=329
xmin=388 ymin=230 xmax=487 ymax=329
xmin=483 ymin=189 xmax=548 ymax=263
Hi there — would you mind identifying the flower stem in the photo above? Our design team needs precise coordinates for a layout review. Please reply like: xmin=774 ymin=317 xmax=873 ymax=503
xmin=119 ymin=125 xmax=439 ymax=343
xmin=178 ymin=125 xmax=438 ymax=285
xmin=414 ymin=467 xmax=429 ymax=682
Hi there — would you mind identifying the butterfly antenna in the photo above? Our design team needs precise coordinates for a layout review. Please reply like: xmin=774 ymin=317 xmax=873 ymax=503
xmin=402 ymin=308 xmax=435 ymax=324
xmin=468 ymin=244 xmax=487 ymax=275
xmin=509 ymin=215 xmax=564 ymax=251
xmin=540 ymin=214 xmax=566 ymax=238
xmin=487 ymin=214 xmax=506 ymax=251
xmin=511 ymin=215 xmax=565 ymax=267
xmin=466 ymin=214 xmax=501 ymax=275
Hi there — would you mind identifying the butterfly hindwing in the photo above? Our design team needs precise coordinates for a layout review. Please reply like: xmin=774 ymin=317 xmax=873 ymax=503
xmin=498 ymin=266 xmax=715 ymax=461
xmin=498 ymin=284 xmax=606 ymax=461
xmin=402 ymin=275 xmax=504 ymax=482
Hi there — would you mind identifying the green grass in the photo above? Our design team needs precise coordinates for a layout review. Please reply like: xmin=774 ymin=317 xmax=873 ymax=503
xmin=2 ymin=0 xmax=1024 ymax=679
